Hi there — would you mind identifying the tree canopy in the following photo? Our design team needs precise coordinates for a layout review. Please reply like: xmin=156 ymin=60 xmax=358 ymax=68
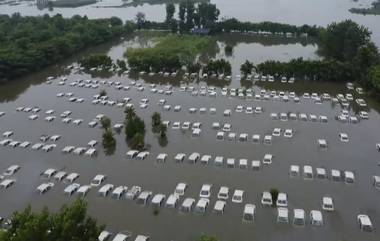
xmin=319 ymin=20 xmax=371 ymax=61
xmin=0 ymin=14 xmax=129 ymax=82
xmin=0 ymin=199 xmax=103 ymax=241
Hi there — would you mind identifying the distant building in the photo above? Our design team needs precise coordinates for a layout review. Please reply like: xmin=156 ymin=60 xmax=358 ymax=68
xmin=191 ymin=28 xmax=210 ymax=35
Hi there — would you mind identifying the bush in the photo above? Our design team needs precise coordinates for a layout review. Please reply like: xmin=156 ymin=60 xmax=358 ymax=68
xmin=79 ymin=54 xmax=113 ymax=69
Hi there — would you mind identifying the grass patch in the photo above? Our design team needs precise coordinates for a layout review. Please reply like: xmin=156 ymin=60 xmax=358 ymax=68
xmin=125 ymin=34 xmax=216 ymax=72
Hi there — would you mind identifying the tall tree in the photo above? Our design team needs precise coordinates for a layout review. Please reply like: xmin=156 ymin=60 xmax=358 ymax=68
xmin=135 ymin=12 xmax=146 ymax=29
xmin=185 ymin=0 xmax=195 ymax=31
xmin=178 ymin=2 xmax=186 ymax=33
xmin=165 ymin=3 xmax=175 ymax=23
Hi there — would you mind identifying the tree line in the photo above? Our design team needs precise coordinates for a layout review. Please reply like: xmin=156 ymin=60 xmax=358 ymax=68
xmin=239 ymin=20 xmax=380 ymax=98
xmin=0 ymin=13 xmax=133 ymax=82
xmin=134 ymin=1 xmax=320 ymax=37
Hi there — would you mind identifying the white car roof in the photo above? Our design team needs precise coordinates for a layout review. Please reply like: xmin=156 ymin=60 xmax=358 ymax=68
xmin=113 ymin=233 xmax=130 ymax=241
xmin=310 ymin=210 xmax=323 ymax=221
xmin=358 ymin=215 xmax=372 ymax=226
xmin=233 ymin=189 xmax=244 ymax=196
xmin=196 ymin=198 xmax=209 ymax=208
xmin=43 ymin=168 xmax=56 ymax=175
xmin=134 ymin=235 xmax=149 ymax=241
xmin=294 ymin=209 xmax=305 ymax=219
xmin=166 ymin=194 xmax=178 ymax=205
xmin=323 ymin=197 xmax=333 ymax=204
xmin=78 ymin=185 xmax=91 ymax=193
xmin=98 ymin=231 xmax=111 ymax=241
xmin=182 ymin=198 xmax=195 ymax=208
xmin=64 ymin=183 xmax=80 ymax=193
xmin=99 ymin=184 xmax=114 ymax=193
xmin=176 ymin=183 xmax=187 ymax=190
xmin=214 ymin=200 xmax=226 ymax=211
xmin=151 ymin=194 xmax=165 ymax=204
xmin=278 ymin=207 xmax=288 ymax=218
xmin=244 ymin=204 xmax=255 ymax=214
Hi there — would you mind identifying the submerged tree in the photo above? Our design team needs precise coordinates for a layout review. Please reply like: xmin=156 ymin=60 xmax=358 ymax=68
xmin=99 ymin=89 xmax=107 ymax=97
xmin=240 ymin=60 xmax=254 ymax=76
xmin=102 ymin=128 xmax=116 ymax=155
xmin=100 ymin=116 xmax=111 ymax=130
xmin=129 ymin=132 xmax=145 ymax=151
xmin=224 ymin=45 xmax=233 ymax=56
xmin=151 ymin=112 xmax=162 ymax=133
xmin=270 ymin=188 xmax=279 ymax=207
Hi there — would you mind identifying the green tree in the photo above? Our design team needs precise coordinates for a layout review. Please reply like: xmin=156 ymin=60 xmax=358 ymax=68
xmin=124 ymin=106 xmax=136 ymax=120
xmin=116 ymin=59 xmax=127 ymax=71
xmin=224 ymin=45 xmax=233 ymax=56
xmin=1 ymin=199 xmax=103 ymax=241
xmin=110 ymin=17 xmax=123 ymax=26
xmin=151 ymin=112 xmax=161 ymax=132
xmin=135 ymin=12 xmax=146 ymax=29
xmin=319 ymin=20 xmax=371 ymax=61
xmin=165 ymin=3 xmax=175 ymax=23
xmin=79 ymin=54 xmax=113 ymax=69
xmin=102 ymin=128 xmax=116 ymax=149
xmin=240 ymin=60 xmax=254 ymax=76
xmin=178 ymin=2 xmax=186 ymax=33
xmin=129 ymin=133 xmax=145 ymax=151
xmin=100 ymin=116 xmax=111 ymax=129
xmin=369 ymin=65 xmax=380 ymax=91
xmin=158 ymin=123 xmax=167 ymax=138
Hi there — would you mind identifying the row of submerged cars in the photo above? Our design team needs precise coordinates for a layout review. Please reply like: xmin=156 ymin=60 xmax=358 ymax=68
xmin=1 ymin=165 xmax=376 ymax=232
xmin=0 ymin=130 xmax=98 ymax=157
xmin=127 ymin=150 xmax=274 ymax=168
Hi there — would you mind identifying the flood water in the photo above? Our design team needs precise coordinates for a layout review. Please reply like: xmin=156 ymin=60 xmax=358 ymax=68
xmin=0 ymin=34 xmax=380 ymax=241
xmin=0 ymin=0 xmax=379 ymax=47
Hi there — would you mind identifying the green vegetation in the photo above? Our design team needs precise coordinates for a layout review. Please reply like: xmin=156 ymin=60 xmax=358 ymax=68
xmin=151 ymin=112 xmax=168 ymax=145
xmin=204 ymin=59 xmax=232 ymax=75
xmin=369 ymin=65 xmax=380 ymax=93
xmin=253 ymin=20 xmax=380 ymax=97
xmin=213 ymin=18 xmax=320 ymax=37
xmin=224 ymin=45 xmax=233 ymax=56
xmin=270 ymin=188 xmax=279 ymax=207
xmin=240 ymin=60 xmax=254 ymax=76
xmin=102 ymin=128 xmax=116 ymax=155
xmin=124 ymin=107 xmax=146 ymax=150
xmin=350 ymin=0 xmax=380 ymax=15
xmin=125 ymin=35 xmax=215 ymax=72
xmin=0 ymin=199 xmax=103 ymax=241
xmin=100 ymin=116 xmax=111 ymax=129
xmin=79 ymin=54 xmax=113 ymax=70
xmin=0 ymin=14 xmax=131 ymax=82
xmin=151 ymin=112 xmax=162 ymax=133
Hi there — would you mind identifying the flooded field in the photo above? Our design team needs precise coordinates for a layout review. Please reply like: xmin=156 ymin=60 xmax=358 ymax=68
xmin=1 ymin=0 xmax=379 ymax=47
xmin=0 ymin=35 xmax=380 ymax=241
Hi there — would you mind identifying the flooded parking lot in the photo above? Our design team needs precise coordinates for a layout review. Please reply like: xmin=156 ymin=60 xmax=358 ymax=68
xmin=0 ymin=36 xmax=380 ymax=241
